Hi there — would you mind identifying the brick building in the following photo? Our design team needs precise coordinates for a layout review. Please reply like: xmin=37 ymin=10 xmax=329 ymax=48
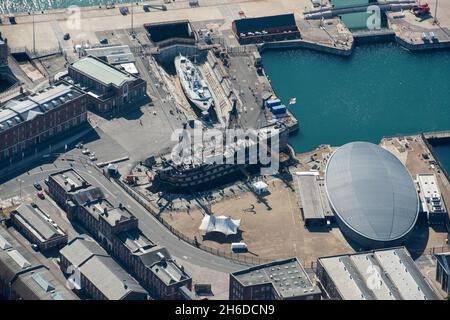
xmin=64 ymin=56 xmax=147 ymax=112
xmin=46 ymin=168 xmax=92 ymax=207
xmin=0 ymin=225 xmax=77 ymax=300
xmin=60 ymin=237 xmax=148 ymax=300
xmin=67 ymin=188 xmax=138 ymax=250
xmin=0 ymin=83 xmax=88 ymax=162
xmin=46 ymin=168 xmax=193 ymax=299
xmin=112 ymin=229 xmax=192 ymax=299
xmin=10 ymin=204 xmax=68 ymax=251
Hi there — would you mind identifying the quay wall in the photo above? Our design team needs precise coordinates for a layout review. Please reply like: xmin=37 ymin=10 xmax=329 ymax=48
xmin=152 ymin=43 xmax=207 ymax=64
xmin=395 ymin=36 xmax=450 ymax=51
xmin=258 ymin=40 xmax=353 ymax=56
xmin=353 ymin=31 xmax=396 ymax=44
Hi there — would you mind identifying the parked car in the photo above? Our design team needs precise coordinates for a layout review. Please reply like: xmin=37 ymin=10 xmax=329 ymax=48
xmin=75 ymin=142 xmax=84 ymax=149
xmin=100 ymin=38 xmax=108 ymax=44
xmin=36 ymin=191 xmax=45 ymax=199
xmin=63 ymin=33 xmax=70 ymax=40
xmin=82 ymin=148 xmax=91 ymax=155
xmin=33 ymin=181 xmax=42 ymax=190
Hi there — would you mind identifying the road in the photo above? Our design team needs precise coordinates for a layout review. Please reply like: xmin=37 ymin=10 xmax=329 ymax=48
xmin=0 ymin=154 xmax=243 ymax=274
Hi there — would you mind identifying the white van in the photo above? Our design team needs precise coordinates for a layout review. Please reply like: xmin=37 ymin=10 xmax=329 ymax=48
xmin=231 ymin=242 xmax=248 ymax=252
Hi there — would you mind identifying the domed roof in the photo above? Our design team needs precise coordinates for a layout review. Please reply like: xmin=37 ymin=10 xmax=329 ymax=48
xmin=325 ymin=142 xmax=419 ymax=243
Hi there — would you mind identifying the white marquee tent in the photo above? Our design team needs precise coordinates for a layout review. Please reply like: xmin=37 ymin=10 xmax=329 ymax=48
xmin=199 ymin=215 xmax=241 ymax=236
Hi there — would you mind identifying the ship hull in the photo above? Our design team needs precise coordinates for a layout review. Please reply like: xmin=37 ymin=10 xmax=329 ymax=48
xmin=174 ymin=55 xmax=212 ymax=113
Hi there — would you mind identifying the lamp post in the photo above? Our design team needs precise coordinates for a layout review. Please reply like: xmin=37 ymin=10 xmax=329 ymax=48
xmin=434 ymin=0 xmax=439 ymax=24
xmin=32 ymin=11 xmax=36 ymax=55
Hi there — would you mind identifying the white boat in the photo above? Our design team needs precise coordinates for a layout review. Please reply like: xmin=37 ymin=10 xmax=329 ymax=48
xmin=174 ymin=54 xmax=213 ymax=113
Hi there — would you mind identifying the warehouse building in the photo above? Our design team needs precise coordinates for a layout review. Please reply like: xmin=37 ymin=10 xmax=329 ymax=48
xmin=325 ymin=142 xmax=419 ymax=249
xmin=416 ymin=173 xmax=447 ymax=224
xmin=65 ymin=56 xmax=146 ymax=112
xmin=0 ymin=83 xmax=88 ymax=162
xmin=10 ymin=204 xmax=67 ymax=251
xmin=294 ymin=171 xmax=333 ymax=227
xmin=232 ymin=14 xmax=300 ymax=45
xmin=0 ymin=226 xmax=77 ymax=300
xmin=435 ymin=252 xmax=450 ymax=294
xmin=230 ymin=258 xmax=321 ymax=300
xmin=316 ymin=247 xmax=439 ymax=300
xmin=60 ymin=237 xmax=148 ymax=300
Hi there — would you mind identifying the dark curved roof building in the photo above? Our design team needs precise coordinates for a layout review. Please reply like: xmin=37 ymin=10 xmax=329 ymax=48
xmin=325 ymin=142 xmax=419 ymax=249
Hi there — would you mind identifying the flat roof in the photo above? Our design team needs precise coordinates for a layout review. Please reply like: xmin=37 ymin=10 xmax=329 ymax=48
xmin=84 ymin=45 xmax=132 ymax=57
xmin=82 ymin=198 xmax=134 ymax=227
xmin=49 ymin=168 xmax=91 ymax=193
xmin=12 ymin=204 xmax=66 ymax=243
xmin=294 ymin=172 xmax=326 ymax=221
xmin=318 ymin=247 xmax=439 ymax=300
xmin=231 ymin=258 xmax=321 ymax=299
xmin=417 ymin=173 xmax=442 ymax=199
xmin=325 ymin=142 xmax=419 ymax=243
xmin=71 ymin=56 xmax=134 ymax=87
xmin=233 ymin=14 xmax=297 ymax=33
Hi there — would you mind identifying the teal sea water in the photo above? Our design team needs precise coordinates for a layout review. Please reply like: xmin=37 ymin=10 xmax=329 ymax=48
xmin=433 ymin=144 xmax=450 ymax=174
xmin=262 ymin=43 xmax=450 ymax=153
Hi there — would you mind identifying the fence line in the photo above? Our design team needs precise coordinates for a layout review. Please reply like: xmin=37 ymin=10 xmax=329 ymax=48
xmin=115 ymin=178 xmax=273 ymax=266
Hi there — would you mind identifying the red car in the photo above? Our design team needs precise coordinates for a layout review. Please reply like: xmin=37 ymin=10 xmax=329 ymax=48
xmin=36 ymin=191 xmax=45 ymax=199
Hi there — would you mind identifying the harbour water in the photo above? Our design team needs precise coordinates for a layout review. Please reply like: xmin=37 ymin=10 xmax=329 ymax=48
xmin=433 ymin=144 xmax=450 ymax=175
xmin=262 ymin=43 xmax=450 ymax=153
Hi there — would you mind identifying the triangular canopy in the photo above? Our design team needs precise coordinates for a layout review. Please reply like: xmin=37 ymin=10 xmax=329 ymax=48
xmin=199 ymin=215 xmax=241 ymax=236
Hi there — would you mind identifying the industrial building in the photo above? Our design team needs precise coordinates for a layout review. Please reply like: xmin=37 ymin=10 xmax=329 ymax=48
xmin=0 ymin=225 xmax=78 ymax=300
xmin=60 ymin=237 xmax=148 ymax=300
xmin=0 ymin=83 xmax=88 ymax=162
xmin=232 ymin=14 xmax=300 ymax=45
xmin=229 ymin=258 xmax=321 ymax=300
xmin=10 ymin=204 xmax=68 ymax=251
xmin=64 ymin=56 xmax=146 ymax=112
xmin=294 ymin=171 xmax=333 ymax=227
xmin=47 ymin=168 xmax=92 ymax=207
xmin=83 ymin=45 xmax=138 ymax=75
xmin=316 ymin=247 xmax=439 ymax=300
xmin=416 ymin=173 xmax=447 ymax=224
xmin=435 ymin=252 xmax=450 ymax=294
xmin=325 ymin=142 xmax=419 ymax=249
